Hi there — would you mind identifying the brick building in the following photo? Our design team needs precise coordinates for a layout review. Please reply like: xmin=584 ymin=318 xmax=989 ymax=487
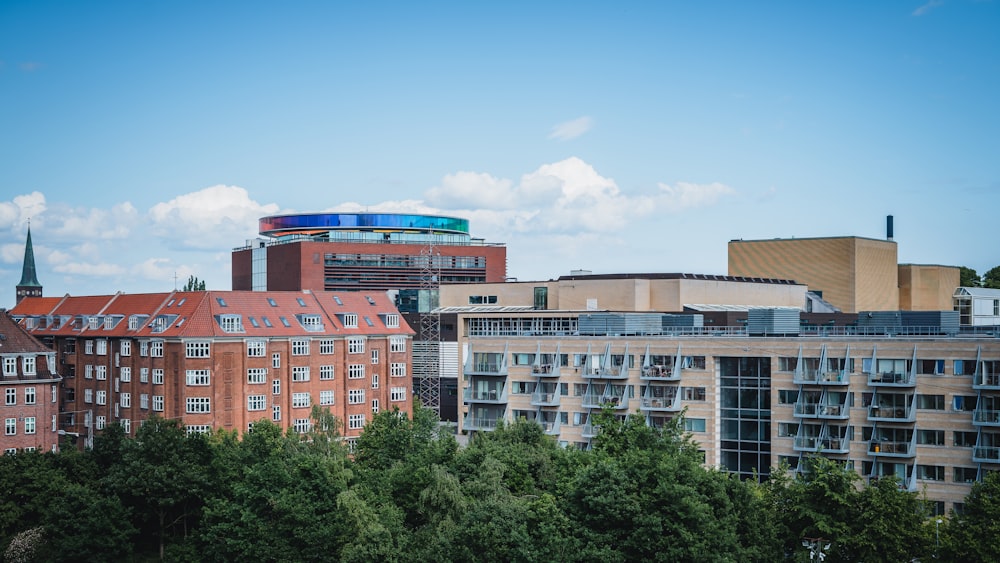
xmin=11 ymin=290 xmax=413 ymax=444
xmin=0 ymin=310 xmax=61 ymax=453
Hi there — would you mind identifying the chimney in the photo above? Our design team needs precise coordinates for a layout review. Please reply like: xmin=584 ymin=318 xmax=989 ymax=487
xmin=886 ymin=215 xmax=894 ymax=240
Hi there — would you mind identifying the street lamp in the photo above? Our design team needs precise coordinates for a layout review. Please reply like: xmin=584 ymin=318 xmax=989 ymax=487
xmin=935 ymin=518 xmax=943 ymax=556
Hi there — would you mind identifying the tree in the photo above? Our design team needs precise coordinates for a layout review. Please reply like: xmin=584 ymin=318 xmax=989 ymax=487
xmin=983 ymin=266 xmax=1000 ymax=289
xmin=183 ymin=275 xmax=206 ymax=291
xmin=943 ymin=471 xmax=1000 ymax=561
xmin=960 ymin=266 xmax=981 ymax=288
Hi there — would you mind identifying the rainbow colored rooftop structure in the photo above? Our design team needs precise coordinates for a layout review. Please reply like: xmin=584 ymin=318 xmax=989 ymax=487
xmin=233 ymin=211 xmax=507 ymax=293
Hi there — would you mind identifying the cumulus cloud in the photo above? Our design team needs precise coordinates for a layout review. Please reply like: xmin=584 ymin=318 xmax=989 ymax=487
xmin=148 ymin=185 xmax=281 ymax=249
xmin=0 ymin=192 xmax=47 ymax=230
xmin=912 ymin=0 xmax=943 ymax=16
xmin=49 ymin=202 xmax=139 ymax=240
xmin=654 ymin=181 xmax=736 ymax=211
xmin=548 ymin=116 xmax=594 ymax=141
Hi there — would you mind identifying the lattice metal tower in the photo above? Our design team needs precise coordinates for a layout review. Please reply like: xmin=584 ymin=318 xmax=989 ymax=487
xmin=414 ymin=242 xmax=442 ymax=415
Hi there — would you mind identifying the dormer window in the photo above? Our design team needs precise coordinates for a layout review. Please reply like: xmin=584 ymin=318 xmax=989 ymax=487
xmin=88 ymin=316 xmax=99 ymax=330
xmin=219 ymin=314 xmax=244 ymax=333
xmin=343 ymin=313 xmax=358 ymax=328
xmin=383 ymin=314 xmax=400 ymax=328
xmin=298 ymin=314 xmax=323 ymax=331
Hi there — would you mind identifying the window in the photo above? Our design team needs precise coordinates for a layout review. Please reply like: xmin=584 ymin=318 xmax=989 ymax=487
xmin=139 ymin=340 xmax=149 ymax=356
xmin=349 ymin=389 xmax=365 ymax=404
xmin=272 ymin=353 xmax=280 ymax=368
xmin=95 ymin=416 xmax=106 ymax=430
xmin=371 ymin=349 xmax=379 ymax=364
xmin=917 ymin=465 xmax=944 ymax=481
xmin=291 ymin=339 xmax=309 ymax=356
xmin=84 ymin=389 xmax=93 ymax=403
xmin=273 ymin=380 xmax=281 ymax=395
xmin=917 ymin=429 xmax=945 ymax=445
xmin=129 ymin=316 xmax=140 ymax=330
xmin=219 ymin=314 xmax=243 ymax=333
xmin=384 ymin=314 xmax=399 ymax=328
xmin=4 ymin=388 xmax=15 ymax=406
xmin=96 ymin=390 xmax=107 ymax=405
xmin=320 ymin=390 xmax=335 ymax=405
xmin=140 ymin=394 xmax=149 ymax=409
xmin=248 ymin=368 xmax=267 ymax=384
xmin=84 ymin=365 xmax=93 ymax=379
xmin=390 ymin=336 xmax=406 ymax=353
xmin=348 ymin=338 xmax=365 ymax=354
xmin=150 ymin=340 xmax=163 ymax=357
xmin=272 ymin=405 xmax=281 ymax=421
xmin=390 ymin=363 xmax=406 ymax=378
xmin=185 ymin=397 xmax=210 ymax=413
xmin=120 ymin=392 xmax=131 ymax=408
xmin=186 ymin=341 xmax=210 ymax=358
xmin=371 ymin=374 xmax=379 ymax=389
xmin=372 ymin=399 xmax=380 ymax=414
xmin=96 ymin=339 xmax=107 ymax=355
xmin=954 ymin=467 xmax=978 ymax=483
xmin=348 ymin=364 xmax=365 ymax=379
xmin=916 ymin=394 xmax=945 ymax=410
xmin=95 ymin=366 xmax=106 ymax=380
xmin=22 ymin=357 xmax=35 ymax=376
xmin=682 ymin=387 xmax=706 ymax=401
xmin=186 ymin=370 xmax=210 ymax=386
xmin=292 ymin=366 xmax=310 ymax=382
xmin=152 ymin=369 xmax=164 ymax=385
xmin=954 ymin=360 xmax=976 ymax=376
xmin=186 ymin=425 xmax=210 ymax=435
xmin=684 ymin=418 xmax=706 ymax=432
xmin=348 ymin=414 xmax=365 ymax=430
xmin=320 ymin=365 xmax=335 ymax=380
xmin=2 ymin=357 xmax=15 ymax=376
xmin=292 ymin=393 xmax=310 ymax=408
xmin=120 ymin=367 xmax=131 ymax=383
xmin=247 ymin=340 xmax=266 ymax=357
xmin=293 ymin=419 xmax=311 ymax=434
xmin=300 ymin=315 xmax=322 ymax=330
xmin=5 ymin=418 xmax=15 ymax=435
xmin=953 ymin=395 xmax=978 ymax=411
xmin=954 ymin=431 xmax=977 ymax=447
xmin=247 ymin=395 xmax=266 ymax=411
xmin=153 ymin=395 xmax=164 ymax=412
xmin=319 ymin=339 xmax=335 ymax=355
xmin=918 ymin=359 xmax=944 ymax=375
xmin=343 ymin=314 xmax=359 ymax=328
xmin=24 ymin=417 xmax=35 ymax=435
xmin=391 ymin=387 xmax=407 ymax=402
xmin=120 ymin=340 xmax=131 ymax=356
xmin=140 ymin=368 xmax=149 ymax=383
xmin=777 ymin=422 xmax=799 ymax=437
xmin=85 ymin=340 xmax=94 ymax=354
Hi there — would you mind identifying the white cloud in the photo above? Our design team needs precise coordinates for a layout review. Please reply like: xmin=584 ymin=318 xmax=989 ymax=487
xmin=52 ymin=260 xmax=126 ymax=277
xmin=0 ymin=192 xmax=47 ymax=230
xmin=49 ymin=202 xmax=139 ymax=240
xmin=654 ymin=181 xmax=737 ymax=211
xmin=425 ymin=172 xmax=517 ymax=209
xmin=548 ymin=116 xmax=594 ymax=141
xmin=912 ymin=0 xmax=943 ymax=16
xmin=148 ymin=185 xmax=281 ymax=249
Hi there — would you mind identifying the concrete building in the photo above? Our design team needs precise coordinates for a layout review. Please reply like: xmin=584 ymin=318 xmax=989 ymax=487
xmin=231 ymin=212 xmax=507 ymax=293
xmin=11 ymin=290 xmax=414 ymax=445
xmin=0 ymin=310 xmax=61 ymax=453
xmin=954 ymin=287 xmax=1000 ymax=327
xmin=447 ymin=275 xmax=1000 ymax=515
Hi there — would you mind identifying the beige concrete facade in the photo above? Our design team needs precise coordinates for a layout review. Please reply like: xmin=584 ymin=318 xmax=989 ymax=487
xmin=898 ymin=264 xmax=960 ymax=311
xmin=728 ymin=237 xmax=899 ymax=313
xmin=456 ymin=310 xmax=1000 ymax=514
xmin=441 ymin=274 xmax=807 ymax=312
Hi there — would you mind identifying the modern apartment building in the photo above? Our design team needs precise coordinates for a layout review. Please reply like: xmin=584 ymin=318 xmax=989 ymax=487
xmin=231 ymin=212 xmax=507 ymax=293
xmin=447 ymin=275 xmax=1000 ymax=514
xmin=10 ymin=290 xmax=414 ymax=445
xmin=0 ymin=310 xmax=62 ymax=453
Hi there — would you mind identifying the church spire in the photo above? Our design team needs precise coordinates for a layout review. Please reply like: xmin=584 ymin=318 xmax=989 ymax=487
xmin=16 ymin=225 xmax=42 ymax=304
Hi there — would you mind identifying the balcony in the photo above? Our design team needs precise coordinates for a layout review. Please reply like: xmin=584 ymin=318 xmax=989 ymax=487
xmin=793 ymin=401 xmax=819 ymax=418
xmin=973 ymin=408 xmax=1000 ymax=427
xmin=464 ymin=385 xmax=508 ymax=404
xmin=464 ymin=350 xmax=507 ymax=377
xmin=868 ymin=433 xmax=916 ymax=458
xmin=581 ymin=423 xmax=601 ymax=438
xmin=818 ymin=370 xmax=849 ymax=385
xmin=867 ymin=370 xmax=915 ymax=388
xmin=640 ymin=364 xmax=680 ymax=382
xmin=792 ymin=367 xmax=823 ymax=385
xmin=868 ymin=403 xmax=915 ymax=423
xmin=973 ymin=445 xmax=1000 ymax=464
xmin=640 ymin=386 xmax=681 ymax=412
xmin=463 ymin=415 xmax=502 ymax=431
xmin=794 ymin=434 xmax=822 ymax=452
xmin=531 ymin=363 xmax=560 ymax=378
xmin=581 ymin=389 xmax=629 ymax=410
xmin=816 ymin=403 xmax=850 ymax=420
xmin=818 ymin=435 xmax=851 ymax=454
xmin=530 ymin=390 xmax=560 ymax=407
xmin=581 ymin=364 xmax=628 ymax=380
xmin=538 ymin=417 xmax=560 ymax=435
xmin=973 ymin=373 xmax=1000 ymax=391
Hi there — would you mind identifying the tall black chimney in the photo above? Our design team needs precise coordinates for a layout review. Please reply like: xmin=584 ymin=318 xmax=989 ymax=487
xmin=887 ymin=215 xmax=894 ymax=240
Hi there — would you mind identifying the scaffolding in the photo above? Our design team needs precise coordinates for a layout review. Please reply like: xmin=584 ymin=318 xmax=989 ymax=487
xmin=414 ymin=243 xmax=442 ymax=415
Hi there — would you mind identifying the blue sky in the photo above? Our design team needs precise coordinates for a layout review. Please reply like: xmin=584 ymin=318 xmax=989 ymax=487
xmin=1 ymin=0 xmax=997 ymax=308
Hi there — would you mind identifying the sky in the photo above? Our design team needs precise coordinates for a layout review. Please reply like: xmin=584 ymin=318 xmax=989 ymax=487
xmin=1 ymin=0 xmax=998 ymax=308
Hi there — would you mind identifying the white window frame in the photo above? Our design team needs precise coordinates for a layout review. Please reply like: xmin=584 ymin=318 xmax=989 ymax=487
xmin=292 ymin=392 xmax=310 ymax=408
xmin=319 ymin=390 xmax=335 ymax=405
xmin=348 ymin=364 xmax=365 ymax=379
xmin=347 ymin=337 xmax=365 ymax=354
xmin=348 ymin=388 xmax=365 ymax=404
xmin=292 ymin=366 xmax=310 ymax=382
xmin=247 ymin=339 xmax=266 ymax=357
xmin=319 ymin=339 xmax=335 ymax=355
xmin=247 ymin=395 xmax=266 ymax=411
xmin=291 ymin=339 xmax=309 ymax=356
xmin=248 ymin=368 xmax=267 ymax=384
xmin=186 ymin=397 xmax=211 ymax=414
xmin=186 ymin=341 xmax=210 ymax=358
xmin=186 ymin=370 xmax=211 ymax=386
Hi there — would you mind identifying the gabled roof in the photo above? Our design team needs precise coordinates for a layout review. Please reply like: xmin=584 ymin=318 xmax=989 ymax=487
xmin=0 ymin=310 xmax=52 ymax=354
xmin=9 ymin=296 xmax=64 ymax=316
xmin=955 ymin=287 xmax=1000 ymax=298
